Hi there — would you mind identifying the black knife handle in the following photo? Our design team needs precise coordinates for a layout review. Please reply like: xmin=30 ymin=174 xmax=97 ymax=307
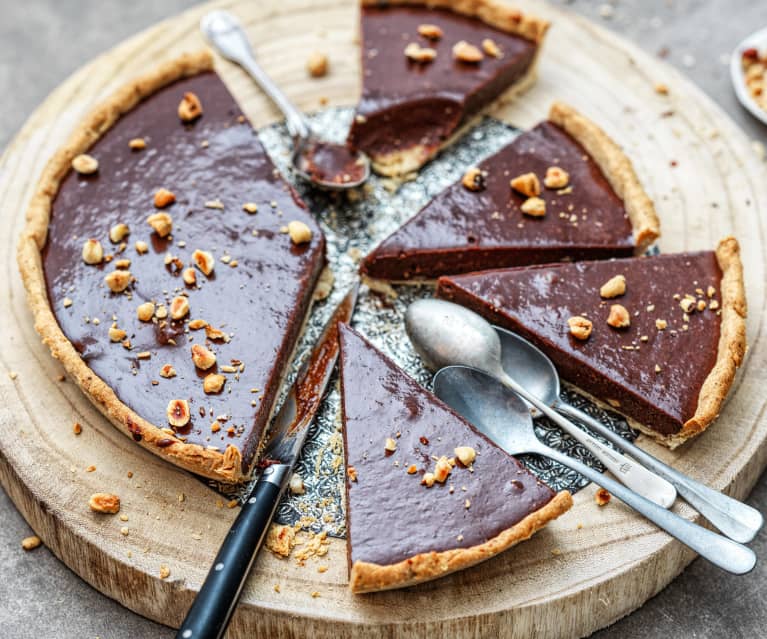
xmin=176 ymin=464 xmax=290 ymax=639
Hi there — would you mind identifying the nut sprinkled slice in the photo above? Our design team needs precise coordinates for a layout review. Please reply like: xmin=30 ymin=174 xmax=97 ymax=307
xmin=154 ymin=188 xmax=176 ymax=209
xmin=178 ymin=91 xmax=203 ymax=122
xmin=147 ymin=212 xmax=173 ymax=238
xmin=166 ymin=399 xmax=190 ymax=427
xmin=404 ymin=43 xmax=437 ymax=63
xmin=191 ymin=344 xmax=216 ymax=370
xmin=417 ymin=23 xmax=443 ymax=39
xmin=607 ymin=304 xmax=631 ymax=329
xmin=170 ymin=296 xmax=190 ymax=320
xmin=453 ymin=40 xmax=483 ymax=63
xmin=568 ymin=316 xmax=593 ymax=340
xmin=192 ymin=249 xmax=215 ymax=276
xmin=104 ymin=270 xmax=132 ymax=293
xmin=544 ymin=166 xmax=570 ymax=189
xmin=82 ymin=239 xmax=104 ymax=265
xmin=72 ymin=154 xmax=99 ymax=175
xmin=461 ymin=167 xmax=486 ymax=191
xmin=600 ymin=275 xmax=626 ymax=299
xmin=287 ymin=220 xmax=313 ymax=245
xmin=520 ymin=196 xmax=546 ymax=217
xmin=510 ymin=172 xmax=541 ymax=197
xmin=203 ymin=373 xmax=226 ymax=394
xmin=89 ymin=492 xmax=120 ymax=514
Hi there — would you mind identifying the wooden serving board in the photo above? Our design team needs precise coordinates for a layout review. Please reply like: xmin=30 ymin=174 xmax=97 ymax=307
xmin=1 ymin=1 xmax=766 ymax=637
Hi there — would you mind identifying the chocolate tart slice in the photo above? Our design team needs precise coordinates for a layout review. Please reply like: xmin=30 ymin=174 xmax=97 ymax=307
xmin=437 ymin=237 xmax=747 ymax=447
xmin=362 ymin=102 xmax=660 ymax=282
xmin=347 ymin=0 xmax=550 ymax=177
xmin=338 ymin=323 xmax=572 ymax=593
xmin=17 ymin=52 xmax=327 ymax=482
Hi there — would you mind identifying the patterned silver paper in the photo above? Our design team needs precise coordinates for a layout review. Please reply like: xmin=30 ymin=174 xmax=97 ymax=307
xmin=211 ymin=107 xmax=638 ymax=537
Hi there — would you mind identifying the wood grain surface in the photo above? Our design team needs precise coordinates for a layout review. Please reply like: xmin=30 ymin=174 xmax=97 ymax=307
xmin=0 ymin=1 xmax=765 ymax=637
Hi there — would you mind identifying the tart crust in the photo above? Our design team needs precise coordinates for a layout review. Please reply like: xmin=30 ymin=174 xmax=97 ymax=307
xmin=548 ymin=101 xmax=660 ymax=252
xmin=349 ymin=489 xmax=572 ymax=593
xmin=17 ymin=50 xmax=319 ymax=483
xmin=359 ymin=0 xmax=550 ymax=177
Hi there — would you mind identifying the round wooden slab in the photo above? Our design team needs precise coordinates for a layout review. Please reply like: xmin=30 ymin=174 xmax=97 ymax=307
xmin=1 ymin=1 xmax=765 ymax=637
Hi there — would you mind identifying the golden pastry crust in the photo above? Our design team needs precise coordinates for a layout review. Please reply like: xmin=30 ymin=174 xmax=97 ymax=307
xmin=18 ymin=51 xmax=250 ymax=483
xmin=548 ymin=101 xmax=661 ymax=253
xmin=349 ymin=489 xmax=572 ymax=593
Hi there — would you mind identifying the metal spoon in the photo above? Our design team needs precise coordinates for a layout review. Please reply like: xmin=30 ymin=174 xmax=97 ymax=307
xmin=200 ymin=10 xmax=371 ymax=191
xmin=406 ymin=299 xmax=677 ymax=508
xmin=494 ymin=325 xmax=764 ymax=543
xmin=433 ymin=365 xmax=756 ymax=575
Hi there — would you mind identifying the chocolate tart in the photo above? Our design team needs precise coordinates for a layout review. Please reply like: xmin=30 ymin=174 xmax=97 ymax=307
xmin=347 ymin=0 xmax=550 ymax=177
xmin=338 ymin=323 xmax=572 ymax=593
xmin=17 ymin=51 xmax=327 ymax=482
xmin=362 ymin=102 xmax=660 ymax=282
xmin=437 ymin=237 xmax=747 ymax=447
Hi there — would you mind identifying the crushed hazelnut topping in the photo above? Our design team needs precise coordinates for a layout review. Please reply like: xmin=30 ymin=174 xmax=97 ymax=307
xmin=407 ymin=464 xmax=418 ymax=474
xmin=421 ymin=472 xmax=436 ymax=488
xmin=211 ymin=421 xmax=221 ymax=433
xmin=594 ymin=488 xmax=611 ymax=506
xmin=453 ymin=40 xmax=483 ymax=63
xmin=654 ymin=82 xmax=669 ymax=96
xmin=459 ymin=166 xmax=486 ymax=191
xmin=433 ymin=456 xmax=452 ymax=483
xmin=204 ymin=199 xmax=224 ymax=210
xmin=600 ymin=274 xmax=627 ymax=298
xmin=289 ymin=473 xmax=306 ymax=495
xmin=607 ymin=304 xmax=631 ymax=328
xmin=482 ymin=38 xmax=502 ymax=58
xmin=188 ymin=319 xmax=208 ymax=330
xmin=203 ymin=373 xmax=226 ymax=394
xmin=568 ymin=316 xmax=593 ymax=340
xmin=147 ymin=212 xmax=173 ymax=237
xmin=205 ymin=325 xmax=229 ymax=342
xmin=170 ymin=296 xmax=190 ymax=320
xmin=404 ymin=42 xmax=437 ymax=63
xmin=159 ymin=565 xmax=171 ymax=580
xmin=544 ymin=166 xmax=570 ymax=189
xmin=417 ymin=23 xmax=443 ymax=39
xmin=510 ymin=172 xmax=541 ymax=197
xmin=191 ymin=344 xmax=216 ymax=370
xmin=347 ymin=466 xmax=358 ymax=482
xmin=114 ymin=258 xmax=131 ymax=270
xmin=22 ymin=536 xmax=42 ymax=551
xmin=155 ymin=305 xmax=168 ymax=320
xmin=243 ymin=202 xmax=258 ymax=214
xmin=71 ymin=154 xmax=99 ymax=175
xmin=288 ymin=220 xmax=313 ymax=244
xmin=63 ymin=297 xmax=73 ymax=308
xmin=384 ymin=437 xmax=397 ymax=452
xmin=178 ymin=92 xmax=203 ymax=122
xmin=454 ymin=446 xmax=476 ymax=466
xmin=135 ymin=240 xmax=149 ymax=254
xmin=192 ymin=249 xmax=215 ymax=275
xmin=109 ymin=326 xmax=127 ymax=342
xmin=109 ymin=223 xmax=130 ymax=243
xmin=182 ymin=267 xmax=197 ymax=286
xmin=707 ymin=285 xmax=716 ymax=298
xmin=655 ymin=364 xmax=662 ymax=374
xmin=680 ymin=298 xmax=696 ymax=313
xmin=520 ymin=196 xmax=546 ymax=217
xmin=306 ymin=51 xmax=329 ymax=77
xmin=136 ymin=351 xmax=151 ymax=360
xmin=697 ymin=300 xmax=707 ymax=311
xmin=655 ymin=319 xmax=668 ymax=330
xmin=136 ymin=302 xmax=155 ymax=322
xmin=159 ymin=364 xmax=177 ymax=378
xmin=128 ymin=137 xmax=146 ymax=150
xmin=82 ymin=239 xmax=104 ymax=265
xmin=709 ymin=300 xmax=720 ymax=310
xmin=166 ymin=399 xmax=190 ymax=427
xmin=89 ymin=493 xmax=120 ymax=514
xmin=153 ymin=188 xmax=176 ymax=209
xmin=73 ymin=422 xmax=82 ymax=435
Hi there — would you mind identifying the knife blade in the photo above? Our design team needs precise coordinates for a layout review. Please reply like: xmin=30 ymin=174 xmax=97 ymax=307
xmin=177 ymin=281 xmax=359 ymax=639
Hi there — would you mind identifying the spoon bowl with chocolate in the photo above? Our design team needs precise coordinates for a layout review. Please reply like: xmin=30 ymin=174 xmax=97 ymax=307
xmin=201 ymin=10 xmax=370 ymax=190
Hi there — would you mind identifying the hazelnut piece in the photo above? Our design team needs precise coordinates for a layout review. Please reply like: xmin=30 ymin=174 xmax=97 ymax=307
xmin=433 ymin=456 xmax=452 ymax=483
xmin=109 ymin=223 xmax=130 ymax=243
xmin=89 ymin=493 xmax=120 ymax=514
xmin=607 ymin=304 xmax=631 ymax=328
xmin=454 ymin=446 xmax=476 ymax=466
xmin=136 ymin=302 xmax=155 ymax=322
xmin=510 ymin=172 xmax=541 ymax=197
xmin=81 ymin=239 xmax=104 ymax=265
xmin=544 ymin=166 xmax=570 ymax=189
xmin=482 ymin=38 xmax=502 ymax=58
xmin=178 ymin=92 xmax=203 ymax=122
xmin=203 ymin=373 xmax=226 ymax=394
xmin=104 ymin=270 xmax=132 ymax=293
xmin=166 ymin=399 xmax=190 ymax=427
xmin=600 ymin=275 xmax=627 ymax=298
xmin=568 ymin=316 xmax=593 ymax=340
xmin=182 ymin=267 xmax=197 ymax=286
xmin=417 ymin=24 xmax=443 ymax=39
xmin=71 ymin=154 xmax=99 ymax=175
xmin=153 ymin=188 xmax=176 ymax=209
xmin=191 ymin=344 xmax=216 ymax=370
xmin=159 ymin=364 xmax=177 ymax=379
xmin=192 ymin=249 xmax=215 ymax=276
xmin=109 ymin=326 xmax=127 ymax=342
xmin=289 ymin=473 xmax=306 ymax=495
xmin=135 ymin=240 xmax=149 ymax=255
xmin=128 ymin=138 xmax=146 ymax=150
xmin=461 ymin=167 xmax=486 ymax=191
xmin=520 ymin=196 xmax=546 ymax=217
xmin=147 ymin=212 xmax=173 ymax=238
xmin=306 ymin=52 xmax=329 ymax=77
xmin=404 ymin=43 xmax=437 ymax=63
xmin=384 ymin=437 xmax=397 ymax=453
xmin=595 ymin=488 xmax=611 ymax=507
xmin=453 ymin=40 xmax=483 ymax=63
xmin=287 ymin=220 xmax=313 ymax=245
xmin=170 ymin=296 xmax=190 ymax=320
xmin=421 ymin=472 xmax=436 ymax=488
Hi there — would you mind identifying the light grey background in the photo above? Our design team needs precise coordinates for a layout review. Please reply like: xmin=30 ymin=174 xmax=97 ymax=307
xmin=1 ymin=1 xmax=765 ymax=637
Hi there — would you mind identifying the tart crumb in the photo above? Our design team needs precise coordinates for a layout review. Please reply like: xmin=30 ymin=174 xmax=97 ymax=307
xmin=89 ymin=493 xmax=120 ymax=514
xmin=289 ymin=473 xmax=306 ymax=495
xmin=453 ymin=40 xmax=483 ymax=63
xmin=71 ymin=154 xmax=99 ymax=175
xmin=600 ymin=274 xmax=627 ymax=299
xmin=306 ymin=52 xmax=329 ymax=77
xmin=606 ymin=304 xmax=630 ymax=328
xmin=178 ymin=92 xmax=203 ymax=122
xmin=568 ymin=316 xmax=593 ymax=340
xmin=595 ymin=488 xmax=611 ymax=506
xmin=159 ymin=564 xmax=171 ymax=579
xmin=510 ymin=172 xmax=541 ymax=197
xmin=22 ymin=536 xmax=42 ymax=551
xmin=266 ymin=524 xmax=296 ymax=557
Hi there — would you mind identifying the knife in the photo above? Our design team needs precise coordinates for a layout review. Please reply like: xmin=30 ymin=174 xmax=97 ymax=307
xmin=176 ymin=282 xmax=359 ymax=639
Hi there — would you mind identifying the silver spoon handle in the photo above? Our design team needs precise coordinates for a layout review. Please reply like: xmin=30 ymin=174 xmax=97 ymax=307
xmin=558 ymin=401 xmax=763 ymax=543
xmin=537 ymin=445 xmax=756 ymax=575
xmin=499 ymin=373 xmax=676 ymax=509
xmin=201 ymin=10 xmax=311 ymax=140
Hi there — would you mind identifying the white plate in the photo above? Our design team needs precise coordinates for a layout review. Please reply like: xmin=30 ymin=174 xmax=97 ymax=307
xmin=731 ymin=26 xmax=767 ymax=126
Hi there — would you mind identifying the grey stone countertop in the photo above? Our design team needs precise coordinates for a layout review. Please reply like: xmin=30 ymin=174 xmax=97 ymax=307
xmin=1 ymin=1 xmax=765 ymax=637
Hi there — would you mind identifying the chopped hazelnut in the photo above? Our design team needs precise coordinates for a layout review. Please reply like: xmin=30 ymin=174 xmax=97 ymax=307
xmin=461 ymin=167 xmax=486 ymax=191
xmin=170 ymin=296 xmax=190 ymax=320
xmin=166 ymin=399 xmax=190 ymax=427
xmin=697 ymin=300 xmax=707 ymax=311
xmin=599 ymin=274 xmax=627 ymax=298
xmin=178 ymin=92 xmax=203 ymax=122
xmin=21 ymin=536 xmax=42 ymax=551
xmin=108 ymin=326 xmax=127 ymax=342
xmin=205 ymin=325 xmax=229 ymax=342
xmin=191 ymin=344 xmax=216 ymax=370
xmin=568 ymin=316 xmax=593 ymax=340
xmin=520 ymin=196 xmax=546 ymax=217
xmin=655 ymin=318 xmax=668 ymax=330
xmin=136 ymin=302 xmax=155 ymax=322
xmin=89 ymin=492 xmax=120 ymax=514
xmin=654 ymin=82 xmax=669 ymax=96
xmin=114 ymin=258 xmax=130 ymax=270
xmin=82 ymin=239 xmax=104 ymax=265
xmin=73 ymin=422 xmax=82 ymax=435
xmin=482 ymin=38 xmax=502 ymax=58
xmin=454 ymin=446 xmax=476 ymax=466
xmin=182 ymin=267 xmax=197 ymax=286
xmin=189 ymin=319 xmax=208 ymax=330
xmin=407 ymin=464 xmax=418 ymax=474
xmin=71 ymin=153 xmax=99 ymax=175
xmin=417 ymin=23 xmax=443 ymax=39
xmin=159 ymin=565 xmax=171 ymax=580
xmin=680 ymin=297 xmax=696 ymax=313
xmin=104 ymin=270 xmax=132 ymax=293
xmin=288 ymin=220 xmax=313 ymax=244
xmin=153 ymin=188 xmax=176 ymax=209
xmin=404 ymin=42 xmax=437 ymax=63
xmin=155 ymin=305 xmax=168 ymax=320
xmin=453 ymin=40 xmax=483 ymax=63
xmin=510 ymin=172 xmax=541 ymax=197
xmin=147 ymin=212 xmax=173 ymax=238
xmin=128 ymin=138 xmax=146 ymax=150
xmin=544 ymin=166 xmax=570 ymax=189
xmin=347 ymin=466 xmax=358 ymax=482
xmin=192 ymin=249 xmax=215 ymax=276
xmin=203 ymin=373 xmax=226 ymax=394
xmin=242 ymin=202 xmax=258 ymax=214
xmin=595 ymin=488 xmax=611 ymax=507
xmin=135 ymin=240 xmax=149 ymax=255
xmin=306 ymin=51 xmax=329 ymax=77
xmin=384 ymin=437 xmax=397 ymax=453
xmin=709 ymin=300 xmax=720 ymax=310
xmin=607 ymin=304 xmax=631 ymax=328
xmin=433 ymin=456 xmax=452 ymax=483
xmin=289 ymin=473 xmax=306 ymax=495
xmin=707 ymin=285 xmax=716 ymax=298
xmin=421 ymin=472 xmax=436 ymax=488
xmin=159 ymin=364 xmax=177 ymax=379
xmin=109 ymin=223 xmax=130 ymax=243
